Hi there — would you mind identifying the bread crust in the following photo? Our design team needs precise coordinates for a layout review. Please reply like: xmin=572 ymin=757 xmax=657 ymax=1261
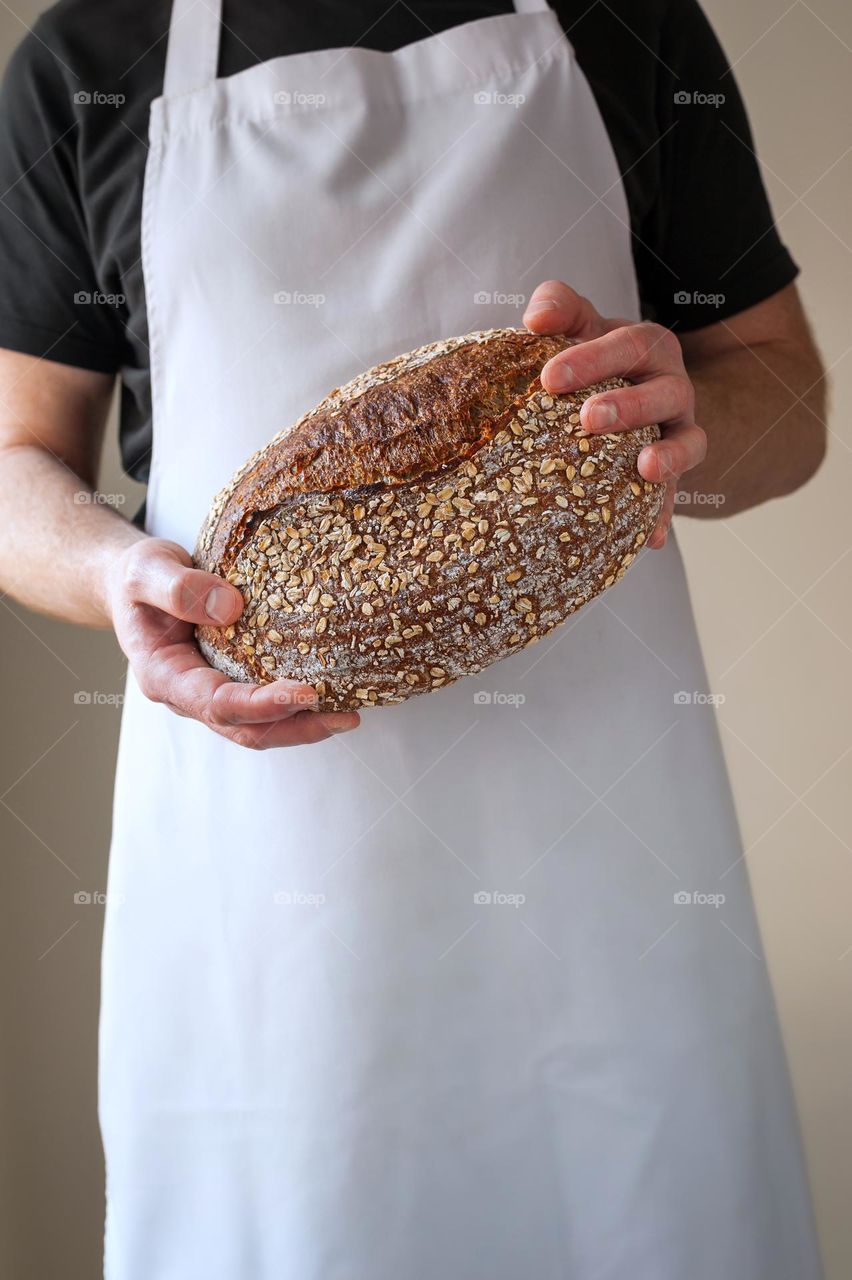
xmin=195 ymin=328 xmax=664 ymax=710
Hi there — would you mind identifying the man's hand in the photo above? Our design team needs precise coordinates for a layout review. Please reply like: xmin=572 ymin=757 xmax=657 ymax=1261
xmin=107 ymin=538 xmax=359 ymax=749
xmin=524 ymin=280 xmax=707 ymax=548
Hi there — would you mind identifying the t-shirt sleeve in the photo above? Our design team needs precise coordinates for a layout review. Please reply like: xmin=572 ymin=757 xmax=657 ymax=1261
xmin=635 ymin=0 xmax=799 ymax=332
xmin=0 ymin=20 xmax=123 ymax=372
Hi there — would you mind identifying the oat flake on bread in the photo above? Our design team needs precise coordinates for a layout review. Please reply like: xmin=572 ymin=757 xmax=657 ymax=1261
xmin=194 ymin=327 xmax=665 ymax=711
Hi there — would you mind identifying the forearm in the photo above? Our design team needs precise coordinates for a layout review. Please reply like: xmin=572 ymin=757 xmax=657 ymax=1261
xmin=0 ymin=443 xmax=143 ymax=626
xmin=682 ymin=338 xmax=827 ymax=517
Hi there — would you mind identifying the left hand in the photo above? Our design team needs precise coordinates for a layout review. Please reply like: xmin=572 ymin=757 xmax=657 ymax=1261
xmin=523 ymin=280 xmax=707 ymax=548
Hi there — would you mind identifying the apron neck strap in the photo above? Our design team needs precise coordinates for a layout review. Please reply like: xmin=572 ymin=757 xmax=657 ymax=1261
xmin=163 ymin=0 xmax=223 ymax=99
xmin=162 ymin=0 xmax=551 ymax=99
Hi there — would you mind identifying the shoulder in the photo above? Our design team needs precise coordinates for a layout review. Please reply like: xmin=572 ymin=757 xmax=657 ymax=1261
xmin=4 ymin=0 xmax=171 ymax=93
xmin=1 ymin=0 xmax=172 ymax=174
xmin=556 ymin=0 xmax=728 ymax=84
xmin=31 ymin=0 xmax=169 ymax=39
xmin=553 ymin=0 xmax=671 ymax=60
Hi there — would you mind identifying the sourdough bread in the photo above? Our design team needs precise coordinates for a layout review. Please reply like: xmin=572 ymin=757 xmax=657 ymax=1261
xmin=195 ymin=328 xmax=664 ymax=710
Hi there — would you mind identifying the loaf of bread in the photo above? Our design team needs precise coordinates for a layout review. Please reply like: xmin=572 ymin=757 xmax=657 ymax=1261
xmin=195 ymin=328 xmax=664 ymax=710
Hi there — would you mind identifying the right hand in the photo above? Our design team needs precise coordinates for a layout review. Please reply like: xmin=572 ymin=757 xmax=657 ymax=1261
xmin=106 ymin=538 xmax=360 ymax=749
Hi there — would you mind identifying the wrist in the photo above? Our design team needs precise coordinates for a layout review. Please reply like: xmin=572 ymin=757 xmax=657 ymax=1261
xmin=93 ymin=526 xmax=147 ymax=628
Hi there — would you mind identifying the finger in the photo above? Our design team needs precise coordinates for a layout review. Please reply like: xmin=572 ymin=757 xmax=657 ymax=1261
xmin=523 ymin=280 xmax=616 ymax=340
xmin=135 ymin=639 xmax=359 ymax=738
xmin=647 ymin=482 xmax=678 ymax=550
xmin=124 ymin=541 xmax=244 ymax=626
xmin=638 ymin=423 xmax=707 ymax=485
xmin=137 ymin=641 xmax=300 ymax=728
xmin=210 ymin=678 xmax=319 ymax=726
xmin=579 ymin=374 xmax=691 ymax=435
xmin=135 ymin=636 xmax=233 ymax=714
xmin=541 ymin=323 xmax=682 ymax=395
xmin=219 ymin=710 xmax=360 ymax=751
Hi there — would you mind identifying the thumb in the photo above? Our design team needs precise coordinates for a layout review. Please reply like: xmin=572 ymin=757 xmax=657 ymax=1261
xmin=523 ymin=280 xmax=618 ymax=340
xmin=122 ymin=539 xmax=244 ymax=626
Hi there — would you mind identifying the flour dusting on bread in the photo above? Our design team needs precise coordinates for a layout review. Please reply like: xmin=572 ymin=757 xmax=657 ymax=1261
xmin=195 ymin=328 xmax=663 ymax=710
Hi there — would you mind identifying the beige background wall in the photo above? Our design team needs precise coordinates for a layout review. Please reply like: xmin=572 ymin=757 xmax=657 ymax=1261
xmin=1 ymin=1 xmax=850 ymax=1276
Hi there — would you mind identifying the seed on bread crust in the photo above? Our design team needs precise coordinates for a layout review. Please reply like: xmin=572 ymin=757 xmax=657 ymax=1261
xmin=195 ymin=328 xmax=664 ymax=710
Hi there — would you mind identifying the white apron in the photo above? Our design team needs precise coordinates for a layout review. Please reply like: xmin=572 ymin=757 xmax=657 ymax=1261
xmin=100 ymin=1 xmax=823 ymax=1276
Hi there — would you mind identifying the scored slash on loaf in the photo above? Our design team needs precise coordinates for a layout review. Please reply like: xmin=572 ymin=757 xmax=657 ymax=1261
xmin=195 ymin=328 xmax=665 ymax=711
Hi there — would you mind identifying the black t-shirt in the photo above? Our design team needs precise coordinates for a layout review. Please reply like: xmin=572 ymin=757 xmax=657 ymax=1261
xmin=0 ymin=0 xmax=797 ymax=484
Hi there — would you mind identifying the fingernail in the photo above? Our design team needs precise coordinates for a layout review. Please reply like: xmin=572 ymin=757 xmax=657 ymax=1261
xmin=206 ymin=586 xmax=235 ymax=624
xmin=545 ymin=362 xmax=574 ymax=392
xmin=656 ymin=447 xmax=674 ymax=478
xmin=525 ymin=299 xmax=557 ymax=314
xmin=589 ymin=399 xmax=616 ymax=430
